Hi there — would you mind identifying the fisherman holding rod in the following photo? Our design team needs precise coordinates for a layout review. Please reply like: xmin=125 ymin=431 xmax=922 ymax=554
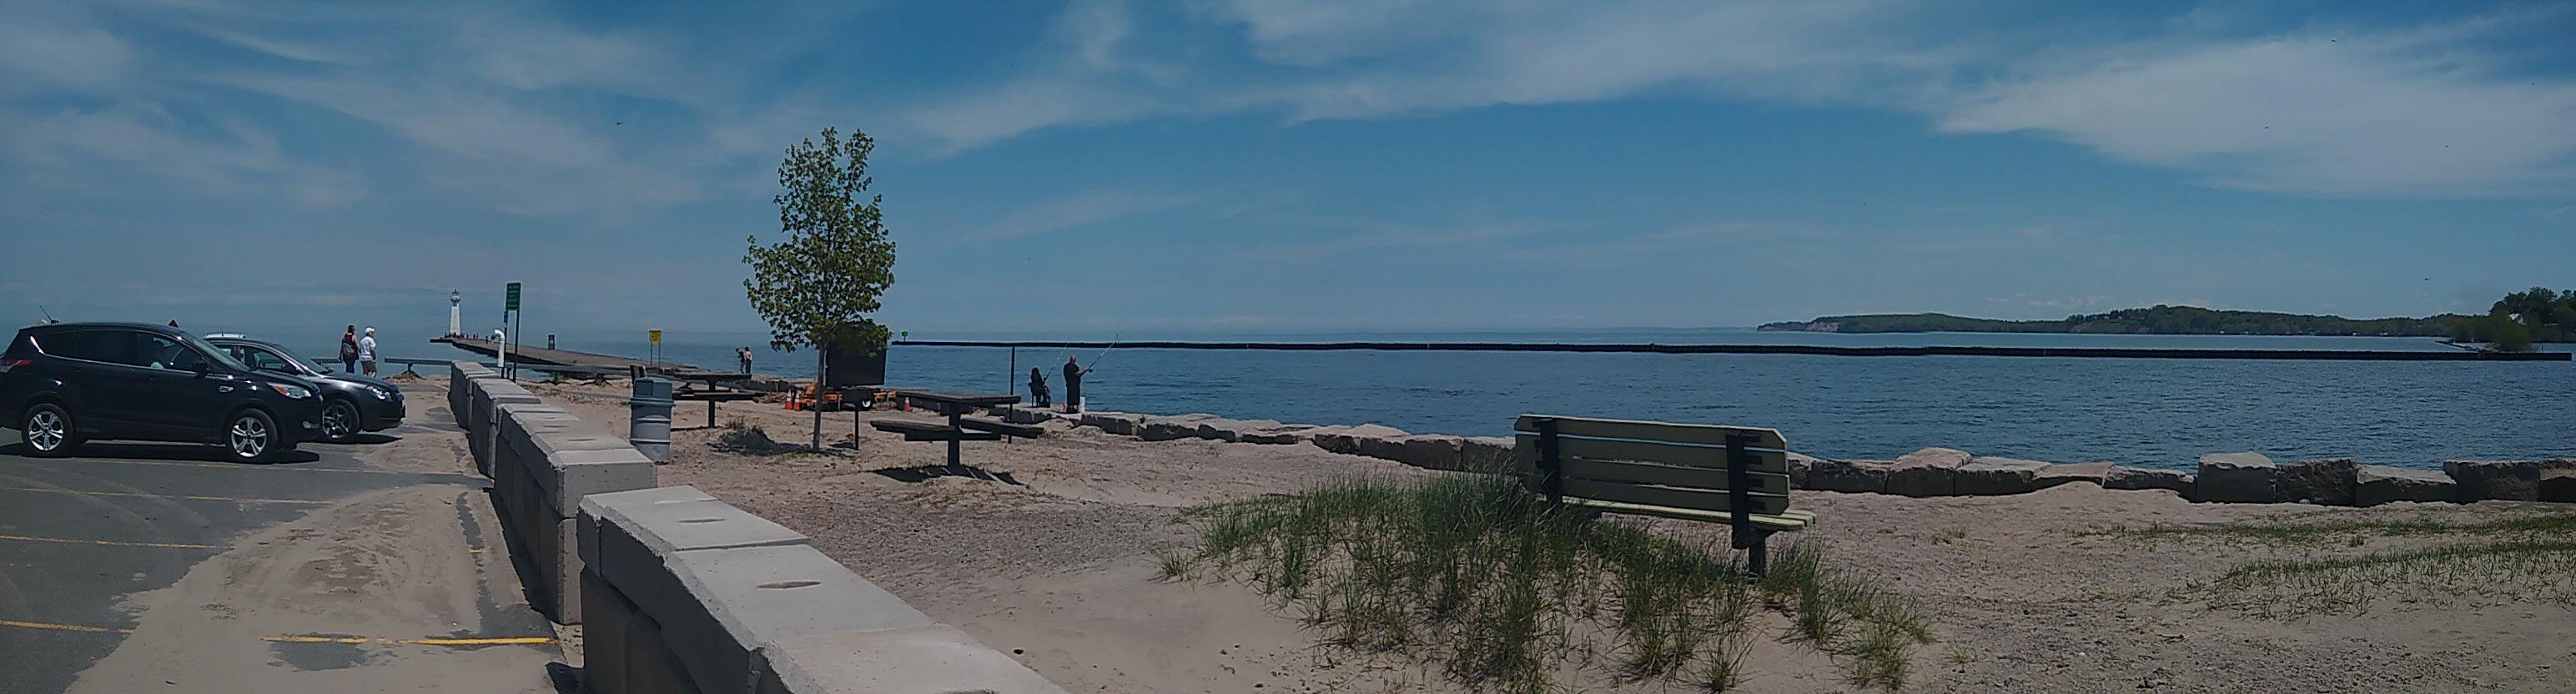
xmin=1061 ymin=355 xmax=1091 ymax=414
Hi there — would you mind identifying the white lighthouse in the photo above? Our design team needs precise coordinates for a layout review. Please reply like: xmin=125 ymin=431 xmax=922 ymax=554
xmin=448 ymin=289 xmax=462 ymax=337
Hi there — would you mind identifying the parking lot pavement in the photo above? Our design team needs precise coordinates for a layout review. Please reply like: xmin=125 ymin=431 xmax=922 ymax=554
xmin=0 ymin=419 xmax=562 ymax=694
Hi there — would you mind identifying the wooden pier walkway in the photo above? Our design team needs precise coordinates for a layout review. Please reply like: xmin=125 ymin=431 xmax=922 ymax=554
xmin=430 ymin=337 xmax=754 ymax=381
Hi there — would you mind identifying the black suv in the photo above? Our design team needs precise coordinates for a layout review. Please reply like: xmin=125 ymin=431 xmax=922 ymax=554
xmin=1 ymin=322 xmax=326 ymax=461
xmin=206 ymin=334 xmax=404 ymax=443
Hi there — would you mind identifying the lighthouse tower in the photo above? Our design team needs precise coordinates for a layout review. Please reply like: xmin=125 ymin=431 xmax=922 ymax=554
xmin=448 ymin=289 xmax=462 ymax=337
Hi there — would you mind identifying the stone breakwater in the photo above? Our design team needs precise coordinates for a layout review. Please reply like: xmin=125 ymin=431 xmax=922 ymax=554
xmin=995 ymin=406 xmax=2576 ymax=508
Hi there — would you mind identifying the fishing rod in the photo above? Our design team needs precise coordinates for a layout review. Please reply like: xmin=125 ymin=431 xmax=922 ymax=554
xmin=1088 ymin=334 xmax=1120 ymax=371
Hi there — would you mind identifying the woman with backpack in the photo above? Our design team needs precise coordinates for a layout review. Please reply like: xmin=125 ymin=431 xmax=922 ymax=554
xmin=338 ymin=324 xmax=360 ymax=373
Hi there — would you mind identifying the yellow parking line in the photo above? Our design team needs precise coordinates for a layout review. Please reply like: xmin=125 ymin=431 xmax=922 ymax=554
xmin=262 ymin=635 xmax=551 ymax=646
xmin=0 ymin=618 xmax=133 ymax=635
xmin=0 ymin=533 xmax=219 ymax=550
xmin=0 ymin=486 xmax=334 ymax=505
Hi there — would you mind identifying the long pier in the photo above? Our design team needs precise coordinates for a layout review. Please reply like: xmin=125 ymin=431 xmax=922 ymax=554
xmin=430 ymin=337 xmax=752 ymax=380
xmin=893 ymin=340 xmax=2569 ymax=361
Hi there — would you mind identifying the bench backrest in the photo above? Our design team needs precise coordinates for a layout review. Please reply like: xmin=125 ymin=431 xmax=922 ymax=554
xmin=1512 ymin=415 xmax=1792 ymax=515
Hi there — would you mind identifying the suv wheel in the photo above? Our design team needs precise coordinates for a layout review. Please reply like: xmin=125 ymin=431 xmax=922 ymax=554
xmin=226 ymin=410 xmax=278 ymax=461
xmin=321 ymin=399 xmax=359 ymax=443
xmin=21 ymin=404 xmax=78 ymax=457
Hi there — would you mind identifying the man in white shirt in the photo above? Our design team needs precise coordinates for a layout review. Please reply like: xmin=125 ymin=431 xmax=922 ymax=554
xmin=358 ymin=327 xmax=379 ymax=376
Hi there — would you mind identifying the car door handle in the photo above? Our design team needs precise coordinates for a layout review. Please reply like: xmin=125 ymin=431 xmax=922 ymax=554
xmin=218 ymin=385 xmax=235 ymax=393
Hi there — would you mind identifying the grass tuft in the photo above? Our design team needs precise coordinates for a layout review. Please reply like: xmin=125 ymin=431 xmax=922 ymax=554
xmin=2172 ymin=540 xmax=2576 ymax=617
xmin=1170 ymin=473 xmax=1929 ymax=691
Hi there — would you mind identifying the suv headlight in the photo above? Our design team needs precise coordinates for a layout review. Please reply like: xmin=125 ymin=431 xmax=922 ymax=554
xmin=269 ymin=383 xmax=313 ymax=400
xmin=366 ymin=385 xmax=392 ymax=400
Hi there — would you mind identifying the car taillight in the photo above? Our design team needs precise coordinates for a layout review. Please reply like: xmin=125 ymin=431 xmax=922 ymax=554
xmin=0 ymin=359 xmax=31 ymax=374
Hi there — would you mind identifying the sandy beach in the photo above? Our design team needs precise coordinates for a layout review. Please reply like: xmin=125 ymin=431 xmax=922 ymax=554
xmin=445 ymin=378 xmax=2576 ymax=693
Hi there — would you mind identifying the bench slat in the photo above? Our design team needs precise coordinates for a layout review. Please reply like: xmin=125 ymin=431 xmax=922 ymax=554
xmin=900 ymin=430 xmax=1003 ymax=442
xmin=1514 ymin=415 xmax=1785 ymax=449
xmin=1551 ymin=457 xmax=1791 ymax=495
xmin=1563 ymin=498 xmax=1813 ymax=531
xmin=1514 ymin=435 xmax=1788 ymax=473
xmin=1560 ymin=478 xmax=1789 ymax=515
xmin=868 ymin=420 xmax=953 ymax=433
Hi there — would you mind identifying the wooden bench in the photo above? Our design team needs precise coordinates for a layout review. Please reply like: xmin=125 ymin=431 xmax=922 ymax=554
xmin=1513 ymin=415 xmax=1812 ymax=574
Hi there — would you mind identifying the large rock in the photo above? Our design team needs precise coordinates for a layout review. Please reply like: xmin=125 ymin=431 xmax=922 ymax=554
xmin=2104 ymin=466 xmax=2194 ymax=495
xmin=2035 ymin=462 xmax=2115 ymax=489
xmin=1137 ymin=414 xmax=1219 ymax=441
xmin=1954 ymin=456 xmax=2053 ymax=495
xmin=2444 ymin=459 xmax=2576 ymax=502
xmin=1199 ymin=419 xmax=1285 ymax=442
xmin=2275 ymin=457 xmax=2357 ymax=505
xmin=1802 ymin=459 xmax=1894 ymax=494
xmin=2353 ymin=465 xmax=2455 ymax=506
xmin=2543 ymin=468 xmax=2576 ymax=503
xmin=1461 ymin=436 xmax=1516 ymax=471
xmin=1884 ymin=447 xmax=1973 ymax=497
xmin=1077 ymin=411 xmax=1145 ymax=435
xmin=1309 ymin=424 xmax=1406 ymax=455
xmin=1391 ymin=435 xmax=1467 ymax=470
xmin=2194 ymin=452 xmax=2279 ymax=503
xmin=1785 ymin=452 xmax=1821 ymax=487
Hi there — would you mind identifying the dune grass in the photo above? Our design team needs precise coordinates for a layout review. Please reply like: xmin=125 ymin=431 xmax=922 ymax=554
xmin=2166 ymin=538 xmax=2576 ymax=617
xmin=2077 ymin=513 xmax=2576 ymax=546
xmin=1165 ymin=473 xmax=1930 ymax=692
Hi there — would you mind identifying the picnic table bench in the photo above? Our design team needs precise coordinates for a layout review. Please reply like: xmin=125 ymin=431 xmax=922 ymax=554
xmin=866 ymin=390 xmax=1034 ymax=468
xmin=1513 ymin=415 xmax=1812 ymax=574
xmin=673 ymin=389 xmax=763 ymax=428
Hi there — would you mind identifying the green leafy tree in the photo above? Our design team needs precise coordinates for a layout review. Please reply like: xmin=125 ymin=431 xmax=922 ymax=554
xmin=745 ymin=126 xmax=898 ymax=448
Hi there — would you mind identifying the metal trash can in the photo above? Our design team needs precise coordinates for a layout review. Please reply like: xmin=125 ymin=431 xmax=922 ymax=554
xmin=628 ymin=377 xmax=673 ymax=462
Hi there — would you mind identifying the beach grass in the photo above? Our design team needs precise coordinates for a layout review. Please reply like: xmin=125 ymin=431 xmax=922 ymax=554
xmin=2175 ymin=539 xmax=2576 ymax=616
xmin=2077 ymin=513 xmax=2576 ymax=546
xmin=1168 ymin=473 xmax=1931 ymax=692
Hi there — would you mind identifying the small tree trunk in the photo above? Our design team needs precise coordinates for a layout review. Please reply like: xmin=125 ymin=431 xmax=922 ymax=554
xmin=813 ymin=347 xmax=827 ymax=450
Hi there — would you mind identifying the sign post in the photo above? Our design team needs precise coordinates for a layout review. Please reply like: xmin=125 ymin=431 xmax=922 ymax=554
xmin=648 ymin=329 xmax=662 ymax=371
xmin=504 ymin=282 xmax=523 ymax=380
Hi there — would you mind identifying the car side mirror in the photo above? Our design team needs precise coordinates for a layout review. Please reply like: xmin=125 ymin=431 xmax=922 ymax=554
xmin=189 ymin=360 xmax=209 ymax=375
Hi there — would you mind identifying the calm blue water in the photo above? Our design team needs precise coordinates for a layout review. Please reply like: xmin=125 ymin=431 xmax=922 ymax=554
xmin=232 ymin=323 xmax=2575 ymax=470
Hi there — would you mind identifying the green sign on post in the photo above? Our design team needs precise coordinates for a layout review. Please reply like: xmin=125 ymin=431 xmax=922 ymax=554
xmin=505 ymin=282 xmax=522 ymax=312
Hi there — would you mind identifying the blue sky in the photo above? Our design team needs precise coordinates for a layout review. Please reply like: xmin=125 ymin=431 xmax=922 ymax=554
xmin=3 ymin=0 xmax=2572 ymax=334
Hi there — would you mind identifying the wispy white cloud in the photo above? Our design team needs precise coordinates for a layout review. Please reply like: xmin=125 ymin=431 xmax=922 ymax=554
xmin=962 ymin=189 xmax=1192 ymax=242
xmin=909 ymin=1 xmax=2576 ymax=197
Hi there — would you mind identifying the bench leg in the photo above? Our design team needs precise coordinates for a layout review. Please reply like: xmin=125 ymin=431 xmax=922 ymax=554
xmin=1747 ymin=533 xmax=1769 ymax=577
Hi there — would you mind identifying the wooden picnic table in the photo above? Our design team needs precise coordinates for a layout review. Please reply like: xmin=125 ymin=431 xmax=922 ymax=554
xmin=868 ymin=390 xmax=1028 ymax=468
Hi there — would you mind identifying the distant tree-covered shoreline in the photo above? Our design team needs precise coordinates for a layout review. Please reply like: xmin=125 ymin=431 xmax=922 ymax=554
xmin=1760 ymin=290 xmax=2576 ymax=351
xmin=1757 ymin=306 xmax=2469 ymax=338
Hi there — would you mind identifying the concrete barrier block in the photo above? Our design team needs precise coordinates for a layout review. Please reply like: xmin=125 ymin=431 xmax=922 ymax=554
xmin=2035 ymin=461 xmax=2115 ymax=489
xmin=1802 ymin=459 xmax=1894 ymax=493
xmin=624 ymin=596 xmax=707 ymax=694
xmin=580 ymin=486 xmax=807 ymax=569
xmin=659 ymin=545 xmax=936 ymax=694
xmin=752 ymin=624 xmax=1069 ymax=694
xmin=583 ymin=569 xmax=636 ymax=694
xmin=529 ymin=447 xmax=657 ymax=513
xmin=2444 ymin=460 xmax=2576 ymax=502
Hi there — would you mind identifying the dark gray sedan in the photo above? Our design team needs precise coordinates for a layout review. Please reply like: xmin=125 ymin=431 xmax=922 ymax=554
xmin=206 ymin=335 xmax=405 ymax=442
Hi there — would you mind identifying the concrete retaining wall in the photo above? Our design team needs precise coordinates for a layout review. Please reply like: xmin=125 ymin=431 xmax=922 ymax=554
xmin=579 ymin=486 xmax=1066 ymax=694
xmin=454 ymin=361 xmax=655 ymax=625
xmin=451 ymin=362 xmax=1066 ymax=692
xmin=999 ymin=403 xmax=2576 ymax=509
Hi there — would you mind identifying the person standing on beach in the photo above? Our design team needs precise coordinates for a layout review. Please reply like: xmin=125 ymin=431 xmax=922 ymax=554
xmin=358 ymin=327 xmax=379 ymax=376
xmin=339 ymin=325 xmax=360 ymax=373
xmin=739 ymin=347 xmax=753 ymax=374
xmin=1029 ymin=367 xmax=1050 ymax=407
xmin=1062 ymin=355 xmax=1091 ymax=413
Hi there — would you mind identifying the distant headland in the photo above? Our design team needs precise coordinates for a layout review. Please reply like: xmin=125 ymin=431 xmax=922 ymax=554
xmin=1757 ymin=305 xmax=2469 ymax=337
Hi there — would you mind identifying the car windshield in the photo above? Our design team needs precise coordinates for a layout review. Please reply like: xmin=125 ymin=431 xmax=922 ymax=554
xmin=179 ymin=332 xmax=252 ymax=372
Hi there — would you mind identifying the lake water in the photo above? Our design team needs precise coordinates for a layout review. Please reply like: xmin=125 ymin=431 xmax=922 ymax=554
xmin=246 ymin=324 xmax=2575 ymax=471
